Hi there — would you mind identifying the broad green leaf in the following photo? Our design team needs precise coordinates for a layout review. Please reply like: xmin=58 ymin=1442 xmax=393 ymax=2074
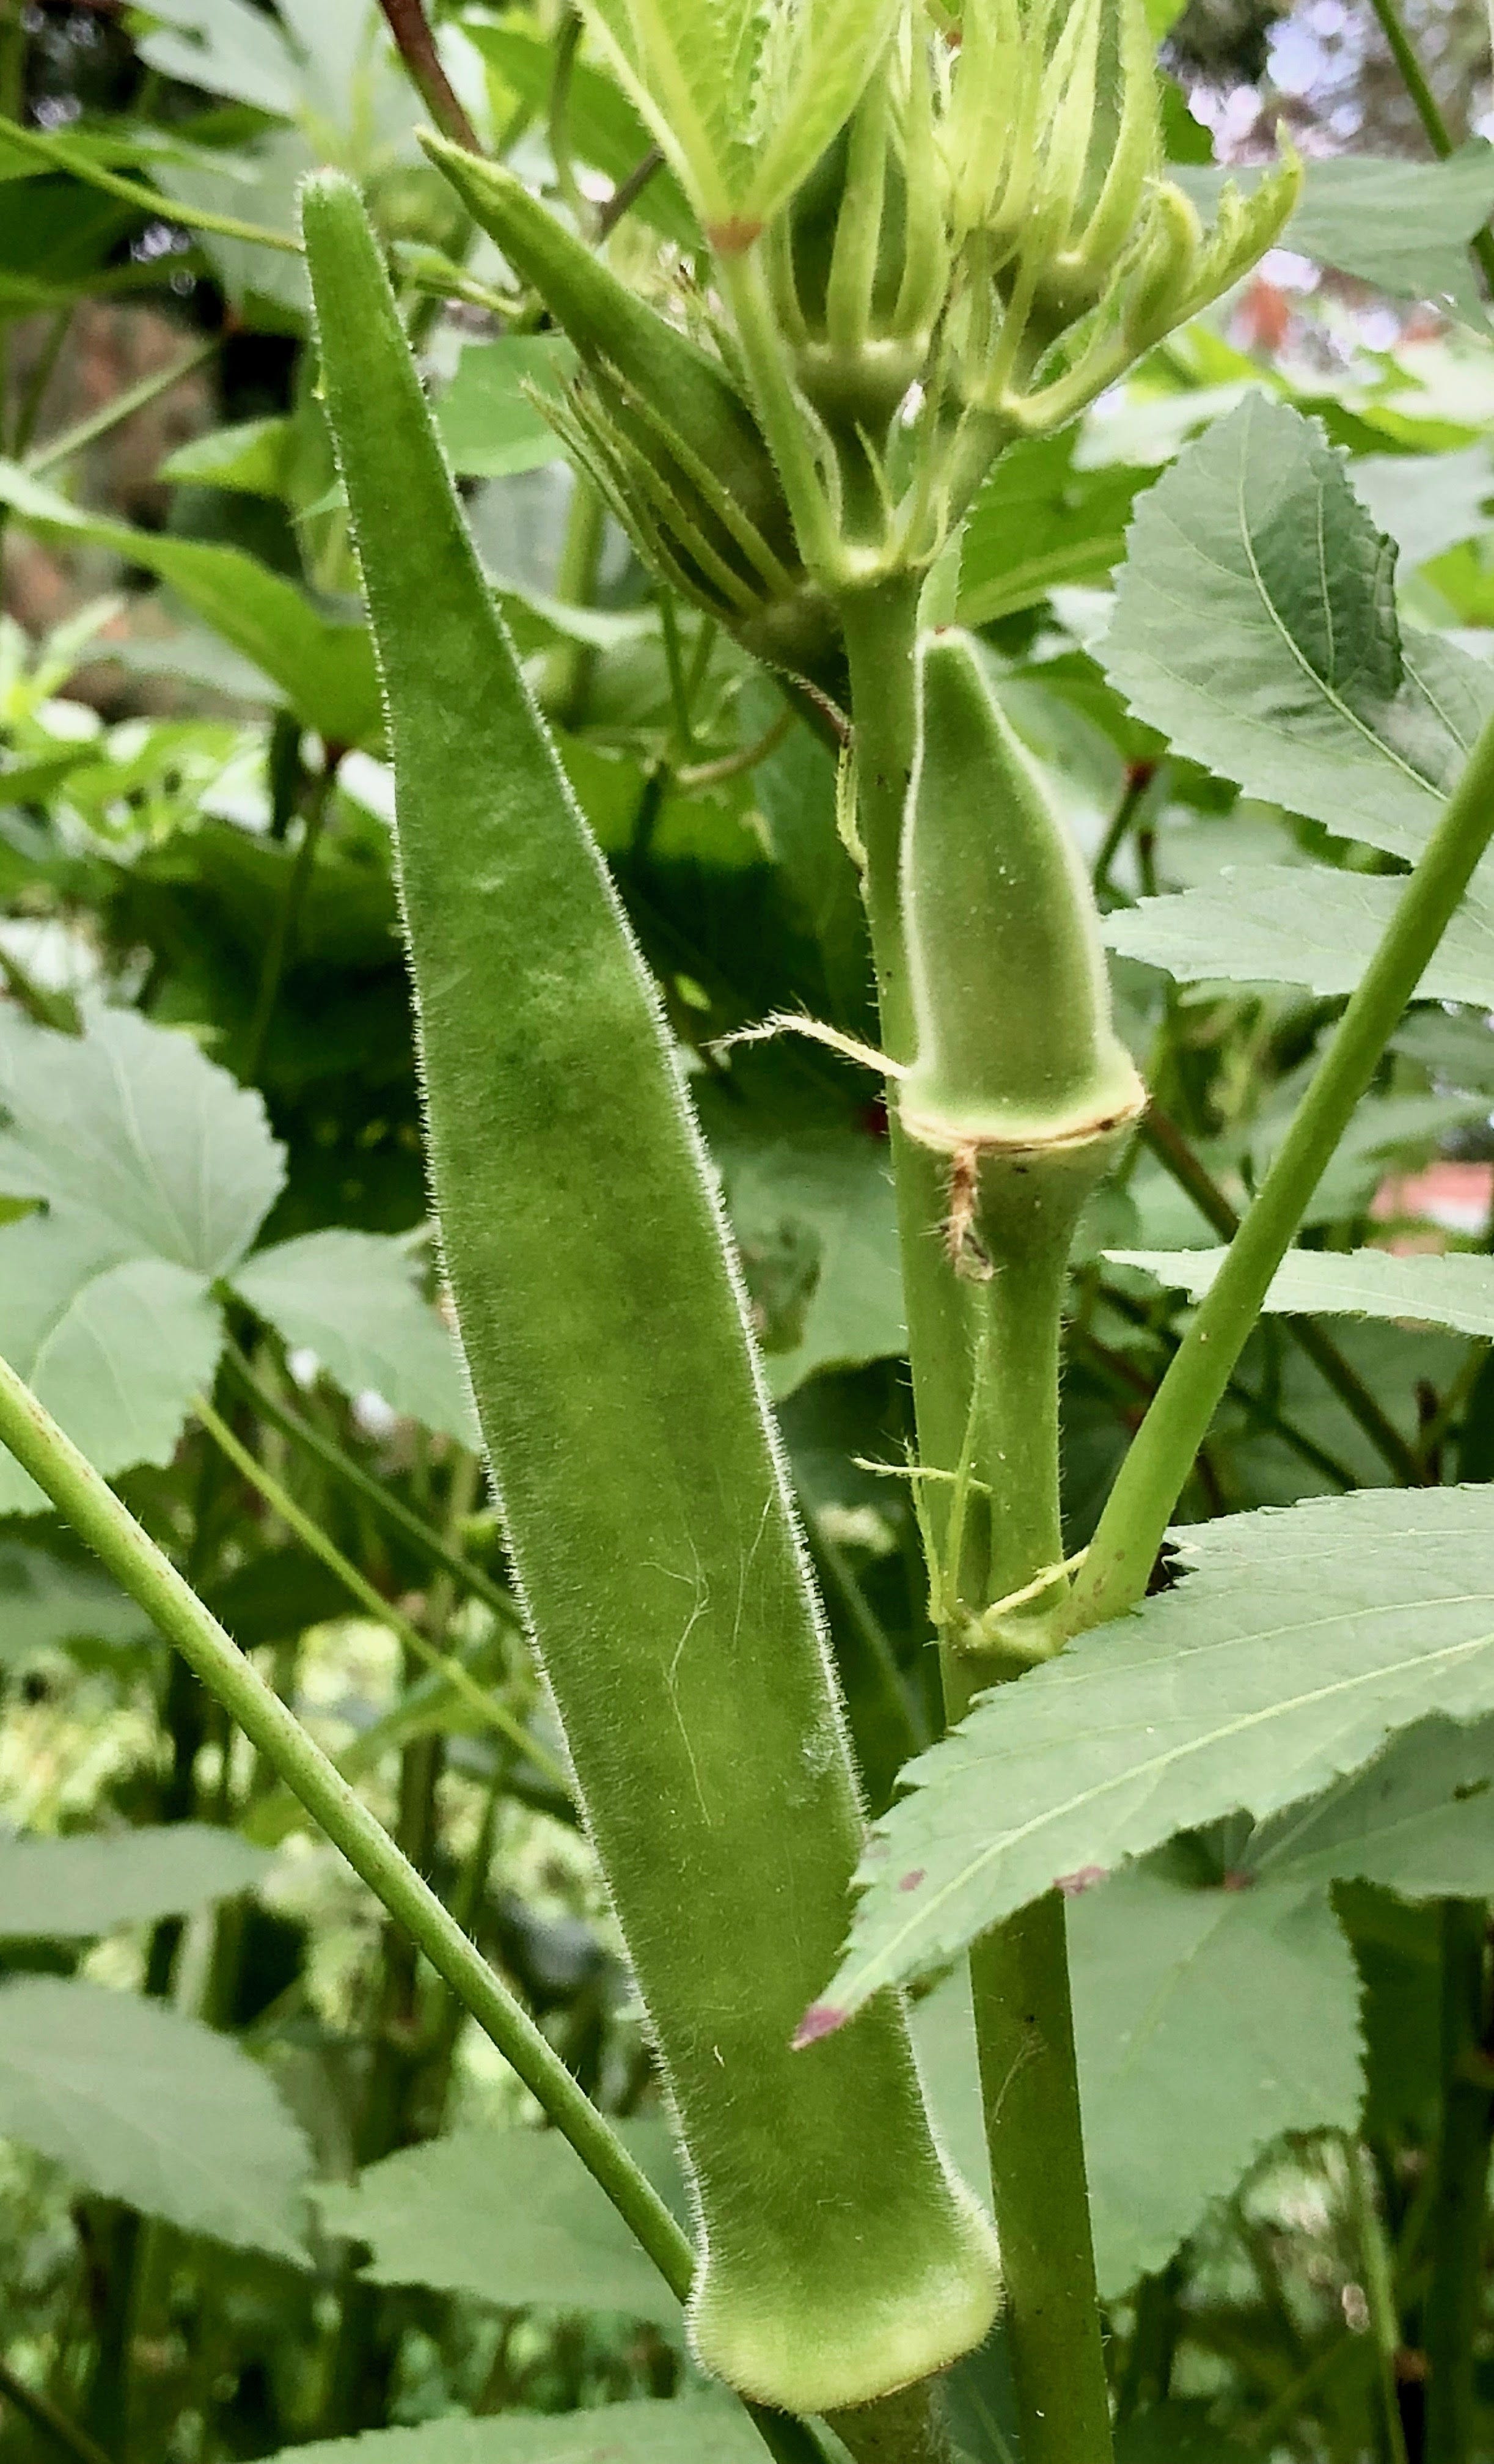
xmin=958 ymin=436 xmax=1149 ymax=628
xmin=916 ymin=1883 xmax=1362 ymax=2300
xmin=314 ymin=2123 xmax=684 ymax=2326
xmin=814 ymin=1484 xmax=1494 ymax=2020
xmin=1104 ymin=865 xmax=1494 ymax=1004
xmin=700 ymin=1087 xmax=904 ymax=1399
xmin=275 ymin=2396 xmax=766 ymax=2463
xmin=1248 ymin=1714 xmax=1494 ymax=1899
xmin=0 ymin=1976 xmax=310 ymax=2257
xmin=233 ymin=1230 xmax=477 ymax=1444
xmin=1114 ymin=1244 xmax=1494 ymax=1341
xmin=0 ymin=1544 xmax=150 ymax=1667
xmin=1103 ymin=395 xmax=1494 ymax=863
xmin=0 ymin=1005 xmax=284 ymax=1275
xmin=0 ymin=463 xmax=379 ymax=744
xmin=1176 ymin=151 xmax=1494 ymax=312
xmin=0 ymin=1216 xmax=221 ymax=1516
xmin=436 ymin=337 xmax=576 ymax=481
xmin=0 ymin=1824 xmax=270 ymax=1937
xmin=1072 ymin=1867 xmax=1363 ymax=2292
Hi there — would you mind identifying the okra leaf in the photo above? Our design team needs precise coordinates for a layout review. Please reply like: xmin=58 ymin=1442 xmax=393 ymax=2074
xmin=277 ymin=2394 xmax=768 ymax=2462
xmin=436 ymin=336 xmax=576 ymax=481
xmin=1114 ymin=1244 xmax=1494 ymax=1340
xmin=813 ymin=1484 xmax=1494 ymax=2020
xmin=0 ymin=1005 xmax=285 ymax=1275
xmin=233 ymin=1230 xmax=477 ymax=1445
xmin=1104 ymin=864 xmax=1494 ymax=1002
xmin=0 ymin=1543 xmax=151 ymax=1667
xmin=0 ymin=1825 xmax=271 ymax=1937
xmin=1102 ymin=395 xmax=1494 ymax=864
xmin=0 ymin=1976 xmax=311 ymax=2258
xmin=0 ymin=1216 xmax=222 ymax=1516
xmin=958 ymin=435 xmax=1149 ymax=628
xmin=0 ymin=463 xmax=381 ymax=744
xmin=314 ymin=2123 xmax=685 ymax=2326
xmin=916 ymin=1876 xmax=1363 ymax=2300
xmin=1176 ymin=150 xmax=1494 ymax=312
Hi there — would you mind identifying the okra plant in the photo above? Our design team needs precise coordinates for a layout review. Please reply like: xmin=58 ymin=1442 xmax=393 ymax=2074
xmin=10 ymin=2 xmax=1494 ymax=2462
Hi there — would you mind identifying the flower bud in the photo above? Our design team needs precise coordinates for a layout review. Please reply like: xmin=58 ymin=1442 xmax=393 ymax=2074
xmin=421 ymin=136 xmax=844 ymax=694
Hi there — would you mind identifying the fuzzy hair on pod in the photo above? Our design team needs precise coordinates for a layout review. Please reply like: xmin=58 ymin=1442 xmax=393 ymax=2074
xmin=301 ymin=172 xmax=1000 ymax=2421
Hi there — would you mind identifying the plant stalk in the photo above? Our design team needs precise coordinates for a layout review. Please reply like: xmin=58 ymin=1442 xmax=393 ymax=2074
xmin=840 ymin=576 xmax=1113 ymax=2464
xmin=1361 ymin=0 xmax=1494 ymax=291
xmin=1424 ymin=1901 xmax=1494 ymax=2464
xmin=26 ymin=336 xmax=219 ymax=479
xmin=1072 ymin=702 xmax=1494 ymax=1634
xmin=0 ymin=2358 xmax=115 ymax=2464
xmin=0 ymin=1346 xmax=695 ymax=2308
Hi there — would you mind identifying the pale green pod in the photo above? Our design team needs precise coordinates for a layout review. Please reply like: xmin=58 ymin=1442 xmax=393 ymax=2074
xmin=898 ymin=630 xmax=1143 ymax=1163
xmin=300 ymin=175 xmax=1000 ymax=2421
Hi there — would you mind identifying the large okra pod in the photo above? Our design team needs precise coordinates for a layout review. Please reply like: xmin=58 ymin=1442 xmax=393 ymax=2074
xmin=301 ymin=177 xmax=999 ymax=2420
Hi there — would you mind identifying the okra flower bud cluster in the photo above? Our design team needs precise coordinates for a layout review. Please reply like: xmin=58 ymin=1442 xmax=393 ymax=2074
xmin=423 ymin=0 xmax=1299 ymax=655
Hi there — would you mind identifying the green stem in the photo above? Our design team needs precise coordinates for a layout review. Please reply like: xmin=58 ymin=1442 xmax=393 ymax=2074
xmin=11 ymin=306 xmax=72 ymax=459
xmin=0 ymin=2358 xmax=115 ymax=2464
xmin=840 ymin=575 xmax=1113 ymax=2464
xmin=0 ymin=116 xmax=302 ymax=255
xmin=717 ymin=242 xmax=842 ymax=581
xmin=0 ymin=1344 xmax=695 ymax=2307
xmin=1424 ymin=1902 xmax=1494 ymax=2464
xmin=1361 ymin=0 xmax=1494 ymax=292
xmin=26 ymin=336 xmax=218 ymax=477
xmin=242 ymin=752 xmax=340 ymax=1084
xmin=1140 ymin=1105 xmax=1427 ymax=1487
xmin=192 ymin=1391 xmax=565 ymax=1790
xmin=1072 ymin=705 xmax=1494 ymax=1634
xmin=1093 ymin=761 xmax=1156 ymax=901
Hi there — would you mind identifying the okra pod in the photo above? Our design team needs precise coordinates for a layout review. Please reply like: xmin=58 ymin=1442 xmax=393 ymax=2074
xmin=301 ymin=175 xmax=999 ymax=2421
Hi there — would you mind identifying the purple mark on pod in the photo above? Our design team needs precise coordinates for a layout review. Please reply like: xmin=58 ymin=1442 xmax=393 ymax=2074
xmin=793 ymin=2003 xmax=846 ymax=2050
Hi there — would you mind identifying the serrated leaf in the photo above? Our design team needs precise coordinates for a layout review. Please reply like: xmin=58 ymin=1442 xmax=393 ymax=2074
xmin=0 ymin=1825 xmax=271 ymax=1937
xmin=0 ymin=1005 xmax=284 ymax=1275
xmin=814 ymin=1485 xmax=1494 ymax=2020
xmin=1113 ymin=1244 xmax=1494 ymax=1340
xmin=1251 ymin=1712 xmax=1494 ymax=1898
xmin=0 ymin=1544 xmax=150 ymax=1667
xmin=0 ymin=462 xmax=379 ymax=743
xmin=0 ymin=1215 xmax=222 ymax=1515
xmin=233 ymin=1231 xmax=476 ymax=1443
xmin=1104 ymin=864 xmax=1494 ymax=1003
xmin=0 ymin=1976 xmax=310 ymax=2257
xmin=273 ymin=2395 xmax=766 ymax=2463
xmin=1352 ymin=446 xmax=1494 ymax=571
xmin=1103 ymin=395 xmax=1494 ymax=863
xmin=314 ymin=2123 xmax=685 ymax=2326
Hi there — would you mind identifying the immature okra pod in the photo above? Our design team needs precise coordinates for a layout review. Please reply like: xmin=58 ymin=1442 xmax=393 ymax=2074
xmin=301 ymin=177 xmax=999 ymax=2421
xmin=898 ymin=632 xmax=1144 ymax=1654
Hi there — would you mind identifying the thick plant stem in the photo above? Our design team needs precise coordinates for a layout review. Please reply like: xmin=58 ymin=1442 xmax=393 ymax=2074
xmin=829 ymin=2381 xmax=955 ymax=2463
xmin=0 ymin=1346 xmax=695 ymax=2311
xmin=1424 ymin=1901 xmax=1494 ymax=2464
xmin=841 ymin=578 xmax=1114 ymax=2464
xmin=1071 ymin=702 xmax=1494 ymax=1635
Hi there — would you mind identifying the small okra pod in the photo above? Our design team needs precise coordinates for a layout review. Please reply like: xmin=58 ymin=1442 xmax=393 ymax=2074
xmin=301 ymin=174 xmax=999 ymax=2422
xmin=899 ymin=629 xmax=1144 ymax=1180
